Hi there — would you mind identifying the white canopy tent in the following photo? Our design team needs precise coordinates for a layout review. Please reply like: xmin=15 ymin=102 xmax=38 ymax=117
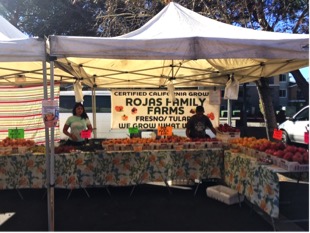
xmin=0 ymin=15 xmax=44 ymax=61
xmin=1 ymin=3 xmax=309 ymax=230
xmin=48 ymin=2 xmax=309 ymax=89
xmin=0 ymin=15 xmax=57 ymax=231
xmin=0 ymin=15 xmax=27 ymax=39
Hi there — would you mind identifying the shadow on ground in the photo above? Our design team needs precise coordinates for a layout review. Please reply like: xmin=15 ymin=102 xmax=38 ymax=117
xmin=0 ymin=180 xmax=308 ymax=231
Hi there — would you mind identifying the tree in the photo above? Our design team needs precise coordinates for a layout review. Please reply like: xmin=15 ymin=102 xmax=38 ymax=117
xmin=0 ymin=0 xmax=105 ymax=37
xmin=96 ymin=0 xmax=166 ymax=37
xmin=256 ymin=78 xmax=278 ymax=140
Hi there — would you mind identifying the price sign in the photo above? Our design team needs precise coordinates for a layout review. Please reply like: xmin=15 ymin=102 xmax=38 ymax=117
xmin=80 ymin=130 xmax=91 ymax=139
xmin=273 ymin=129 xmax=282 ymax=140
xmin=129 ymin=127 xmax=139 ymax=134
xmin=304 ymin=132 xmax=309 ymax=144
xmin=157 ymin=126 xmax=173 ymax=136
xmin=8 ymin=128 xmax=24 ymax=139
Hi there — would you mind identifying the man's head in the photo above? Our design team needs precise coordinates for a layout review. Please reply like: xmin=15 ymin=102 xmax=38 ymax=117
xmin=196 ymin=106 xmax=205 ymax=114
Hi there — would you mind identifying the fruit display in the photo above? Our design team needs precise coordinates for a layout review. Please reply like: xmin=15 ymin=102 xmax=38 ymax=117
xmin=215 ymin=124 xmax=241 ymax=143
xmin=0 ymin=137 xmax=36 ymax=155
xmin=0 ymin=133 xmax=307 ymax=174
xmin=216 ymin=124 xmax=240 ymax=133
xmin=230 ymin=137 xmax=309 ymax=165
xmin=55 ymin=145 xmax=76 ymax=154
xmin=102 ymin=135 xmax=222 ymax=151
xmin=0 ymin=137 xmax=35 ymax=147
xmin=30 ymin=145 xmax=46 ymax=154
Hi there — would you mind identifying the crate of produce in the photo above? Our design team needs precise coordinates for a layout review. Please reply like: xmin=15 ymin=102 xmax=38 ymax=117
xmin=205 ymin=141 xmax=222 ymax=148
xmin=0 ymin=146 xmax=12 ymax=155
xmin=18 ymin=146 xmax=30 ymax=154
xmin=206 ymin=185 xmax=244 ymax=205
xmin=277 ymin=159 xmax=309 ymax=172
xmin=173 ymin=143 xmax=184 ymax=151
xmin=149 ymin=143 xmax=161 ymax=150
xmin=216 ymin=132 xmax=241 ymax=143
xmin=183 ymin=142 xmax=196 ymax=149
xmin=295 ymin=163 xmax=309 ymax=172
xmin=132 ymin=144 xmax=144 ymax=152
xmin=113 ymin=144 xmax=127 ymax=151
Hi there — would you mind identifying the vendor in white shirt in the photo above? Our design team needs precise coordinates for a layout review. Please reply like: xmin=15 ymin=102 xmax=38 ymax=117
xmin=63 ymin=103 xmax=93 ymax=146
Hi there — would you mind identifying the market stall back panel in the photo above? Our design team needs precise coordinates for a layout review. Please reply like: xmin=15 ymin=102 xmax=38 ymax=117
xmin=0 ymin=84 xmax=60 ymax=143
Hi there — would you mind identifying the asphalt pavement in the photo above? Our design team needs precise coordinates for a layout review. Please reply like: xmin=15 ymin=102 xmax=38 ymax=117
xmin=0 ymin=178 xmax=308 ymax=231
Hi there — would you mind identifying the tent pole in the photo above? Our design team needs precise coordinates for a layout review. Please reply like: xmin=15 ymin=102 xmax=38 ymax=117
xmin=227 ymin=99 xmax=232 ymax=126
xmin=43 ymin=58 xmax=54 ymax=231
xmin=48 ymin=60 xmax=55 ymax=231
xmin=242 ymin=83 xmax=248 ymax=136
xmin=92 ymin=87 xmax=97 ymax=138
xmin=43 ymin=58 xmax=55 ymax=231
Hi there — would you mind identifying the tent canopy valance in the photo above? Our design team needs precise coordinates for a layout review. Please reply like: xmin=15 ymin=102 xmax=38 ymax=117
xmin=48 ymin=2 xmax=309 ymax=89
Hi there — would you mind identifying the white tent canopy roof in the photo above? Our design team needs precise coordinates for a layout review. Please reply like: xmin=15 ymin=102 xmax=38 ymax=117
xmin=48 ymin=2 xmax=309 ymax=89
xmin=50 ymin=2 xmax=309 ymax=60
xmin=0 ymin=15 xmax=27 ymax=40
xmin=0 ymin=15 xmax=74 ymax=86
xmin=0 ymin=16 xmax=45 ymax=62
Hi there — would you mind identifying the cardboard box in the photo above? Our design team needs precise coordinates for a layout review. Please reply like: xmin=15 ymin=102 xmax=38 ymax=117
xmin=216 ymin=131 xmax=240 ymax=143
xmin=206 ymin=185 xmax=244 ymax=205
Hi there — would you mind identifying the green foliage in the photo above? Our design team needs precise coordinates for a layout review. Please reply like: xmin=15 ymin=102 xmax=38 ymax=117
xmin=97 ymin=0 xmax=165 ymax=37
xmin=0 ymin=0 xmax=308 ymax=37
xmin=0 ymin=0 xmax=105 ymax=37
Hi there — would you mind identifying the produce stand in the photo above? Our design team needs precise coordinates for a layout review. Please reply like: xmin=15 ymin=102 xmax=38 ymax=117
xmin=0 ymin=135 xmax=308 ymax=228
xmin=0 ymin=148 xmax=223 ymax=191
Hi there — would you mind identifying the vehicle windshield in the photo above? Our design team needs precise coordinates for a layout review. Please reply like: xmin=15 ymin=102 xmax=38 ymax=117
xmin=294 ymin=107 xmax=309 ymax=121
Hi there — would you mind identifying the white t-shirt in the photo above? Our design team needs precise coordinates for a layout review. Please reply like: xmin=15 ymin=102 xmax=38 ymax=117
xmin=65 ymin=116 xmax=91 ymax=142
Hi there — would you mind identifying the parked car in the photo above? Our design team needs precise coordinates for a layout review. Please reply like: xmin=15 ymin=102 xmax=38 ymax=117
xmin=278 ymin=105 xmax=309 ymax=145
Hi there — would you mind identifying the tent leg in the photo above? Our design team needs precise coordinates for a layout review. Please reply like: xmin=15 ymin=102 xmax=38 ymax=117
xmin=47 ymin=186 xmax=55 ymax=231
xmin=67 ymin=189 xmax=73 ymax=200
xmin=15 ymin=189 xmax=24 ymax=200
xmin=67 ymin=188 xmax=90 ymax=200
xmin=105 ymin=186 xmax=112 ymax=197
xmin=194 ymin=180 xmax=201 ymax=196
xmin=83 ymin=188 xmax=90 ymax=198
xmin=130 ymin=185 xmax=137 ymax=197
xmin=42 ymin=190 xmax=47 ymax=200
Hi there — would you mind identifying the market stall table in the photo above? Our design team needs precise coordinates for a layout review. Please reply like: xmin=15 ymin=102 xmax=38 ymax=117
xmin=0 ymin=148 xmax=224 ymax=193
xmin=0 ymin=153 xmax=46 ymax=190
xmin=224 ymin=149 xmax=308 ymax=224
xmin=224 ymin=150 xmax=280 ymax=218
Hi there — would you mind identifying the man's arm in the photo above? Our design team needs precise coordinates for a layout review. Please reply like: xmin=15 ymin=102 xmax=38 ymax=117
xmin=186 ymin=128 xmax=191 ymax=138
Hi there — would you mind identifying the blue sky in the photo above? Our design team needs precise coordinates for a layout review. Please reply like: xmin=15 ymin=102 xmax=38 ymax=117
xmin=300 ymin=67 xmax=309 ymax=81
xmin=289 ymin=67 xmax=309 ymax=82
